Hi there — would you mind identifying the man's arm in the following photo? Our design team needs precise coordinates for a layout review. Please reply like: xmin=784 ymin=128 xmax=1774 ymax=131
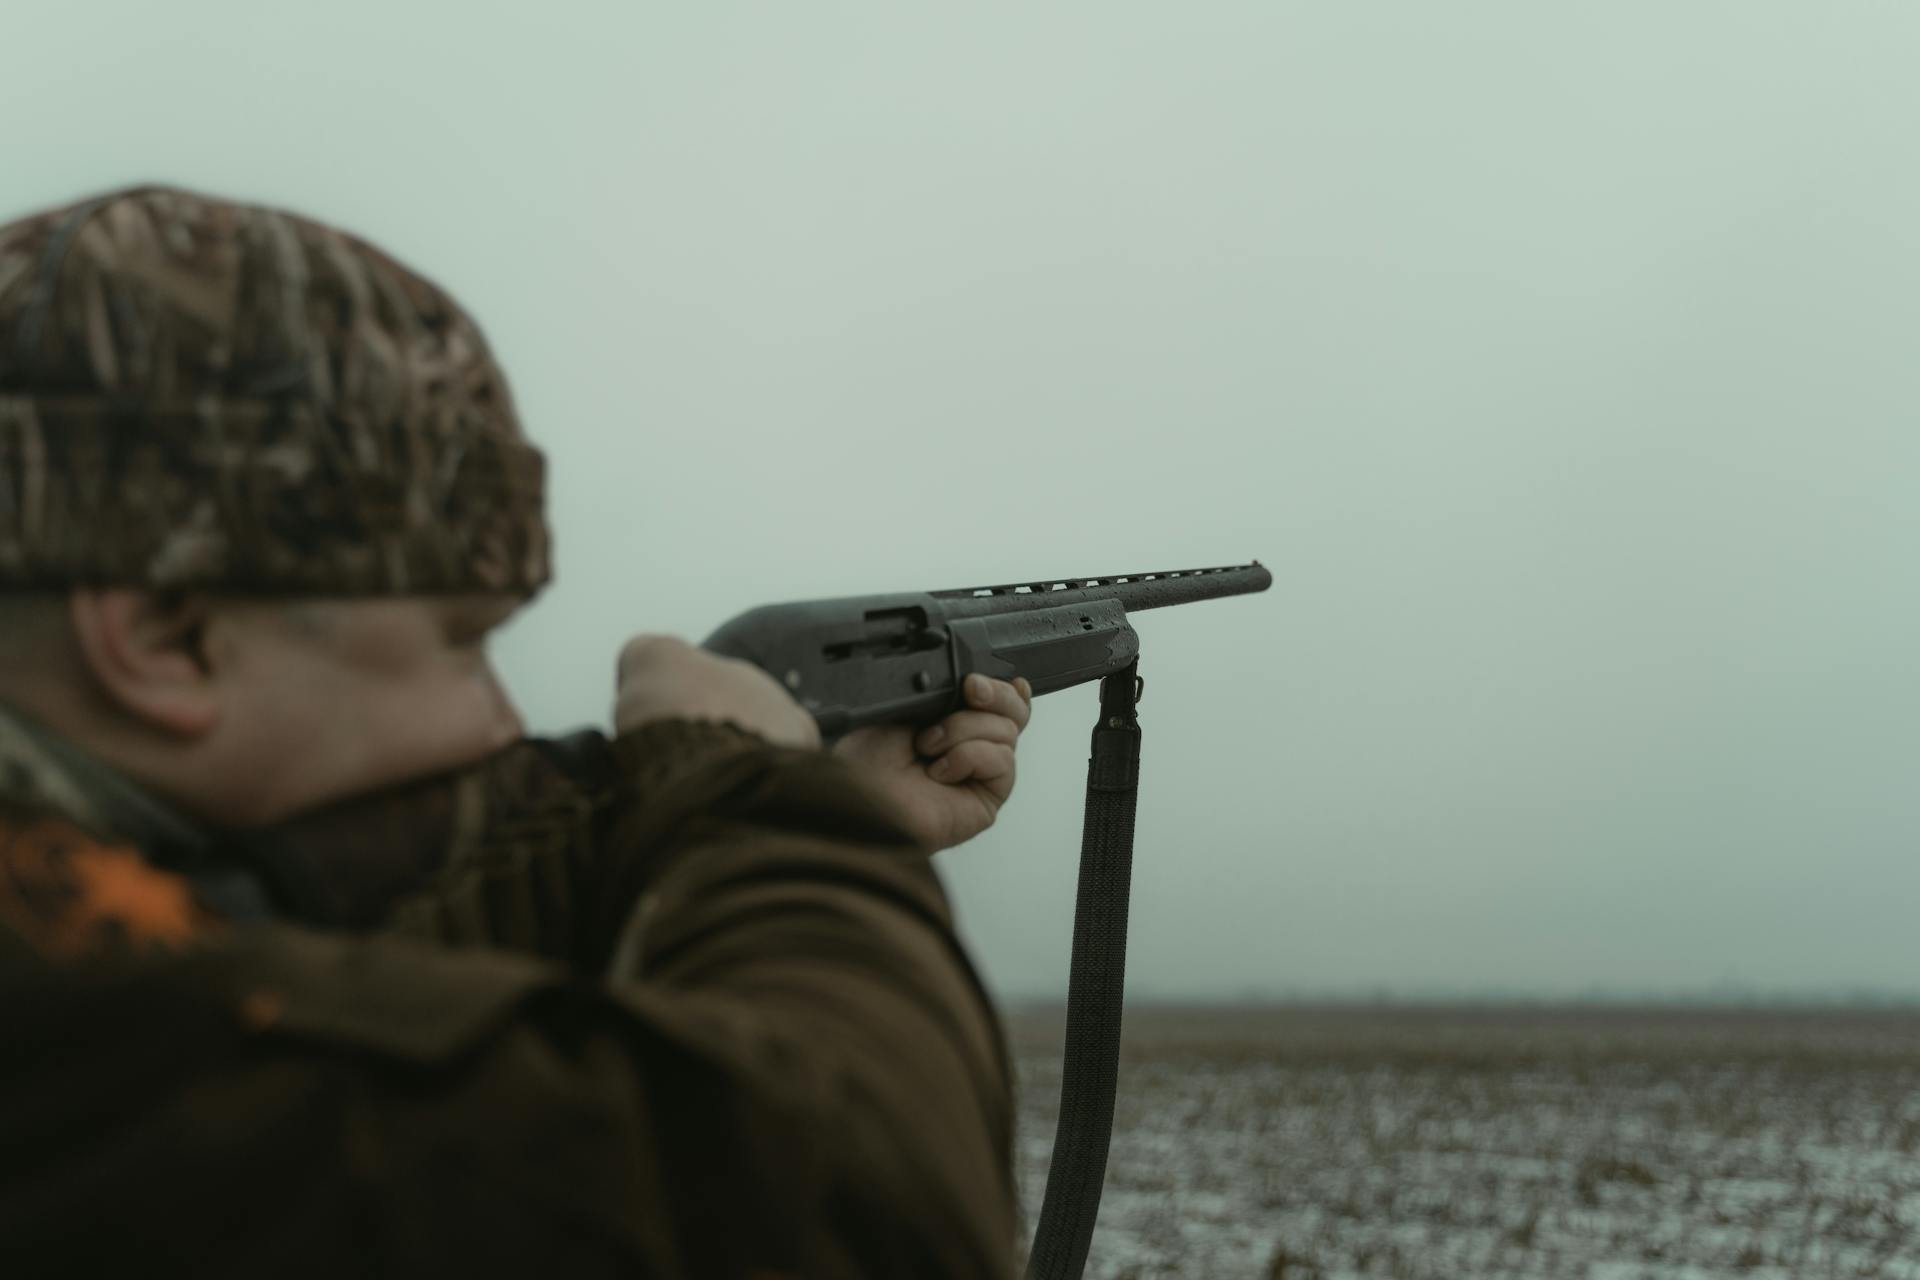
xmin=0 ymin=718 xmax=1016 ymax=1278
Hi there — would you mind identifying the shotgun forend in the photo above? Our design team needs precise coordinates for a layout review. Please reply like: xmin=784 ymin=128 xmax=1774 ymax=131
xmin=702 ymin=561 xmax=1271 ymax=742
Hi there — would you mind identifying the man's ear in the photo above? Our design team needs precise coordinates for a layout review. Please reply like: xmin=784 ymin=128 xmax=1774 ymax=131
xmin=67 ymin=589 xmax=221 ymax=738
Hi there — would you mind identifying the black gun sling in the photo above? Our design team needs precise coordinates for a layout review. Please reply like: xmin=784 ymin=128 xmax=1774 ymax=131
xmin=1023 ymin=659 xmax=1141 ymax=1280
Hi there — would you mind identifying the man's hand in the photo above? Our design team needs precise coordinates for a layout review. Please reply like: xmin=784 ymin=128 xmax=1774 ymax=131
xmin=831 ymin=674 xmax=1033 ymax=855
xmin=614 ymin=635 xmax=822 ymax=751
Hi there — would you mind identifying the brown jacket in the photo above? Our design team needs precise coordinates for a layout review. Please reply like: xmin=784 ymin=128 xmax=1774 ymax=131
xmin=0 ymin=708 xmax=1016 ymax=1277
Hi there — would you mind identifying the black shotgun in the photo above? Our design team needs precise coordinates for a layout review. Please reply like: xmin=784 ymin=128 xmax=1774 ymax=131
xmin=702 ymin=561 xmax=1272 ymax=740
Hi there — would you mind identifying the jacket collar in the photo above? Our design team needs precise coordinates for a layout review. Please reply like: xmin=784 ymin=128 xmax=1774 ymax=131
xmin=0 ymin=699 xmax=214 ymax=869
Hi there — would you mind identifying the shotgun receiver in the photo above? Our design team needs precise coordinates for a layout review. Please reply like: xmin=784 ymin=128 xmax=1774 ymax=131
xmin=700 ymin=561 xmax=1272 ymax=740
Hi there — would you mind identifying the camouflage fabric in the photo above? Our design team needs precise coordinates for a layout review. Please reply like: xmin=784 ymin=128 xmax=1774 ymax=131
xmin=0 ymin=704 xmax=1019 ymax=1277
xmin=0 ymin=697 xmax=211 ymax=870
xmin=0 ymin=186 xmax=549 ymax=595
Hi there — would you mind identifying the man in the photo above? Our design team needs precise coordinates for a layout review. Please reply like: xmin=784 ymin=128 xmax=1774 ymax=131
xmin=0 ymin=185 xmax=1032 ymax=1276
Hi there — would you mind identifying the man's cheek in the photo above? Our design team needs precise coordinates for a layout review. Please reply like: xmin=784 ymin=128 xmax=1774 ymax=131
xmin=432 ymin=676 xmax=524 ymax=762
xmin=466 ymin=660 xmax=524 ymax=743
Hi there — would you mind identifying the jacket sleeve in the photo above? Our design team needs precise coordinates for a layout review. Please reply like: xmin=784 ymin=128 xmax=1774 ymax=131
xmin=0 ymin=719 xmax=1017 ymax=1279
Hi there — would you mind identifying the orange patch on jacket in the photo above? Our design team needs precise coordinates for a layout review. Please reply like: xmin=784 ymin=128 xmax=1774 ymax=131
xmin=0 ymin=814 xmax=217 ymax=959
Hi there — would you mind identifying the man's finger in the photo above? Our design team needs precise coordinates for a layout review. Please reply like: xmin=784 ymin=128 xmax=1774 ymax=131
xmin=929 ymin=740 xmax=1016 ymax=787
xmin=916 ymin=711 xmax=1020 ymax=757
xmin=964 ymin=674 xmax=1031 ymax=732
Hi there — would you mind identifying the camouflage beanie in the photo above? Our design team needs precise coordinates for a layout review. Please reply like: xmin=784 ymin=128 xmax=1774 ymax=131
xmin=0 ymin=185 xmax=550 ymax=596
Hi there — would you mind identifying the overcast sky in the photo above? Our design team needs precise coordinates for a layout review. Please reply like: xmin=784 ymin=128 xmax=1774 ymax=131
xmin=9 ymin=2 xmax=1919 ymax=1000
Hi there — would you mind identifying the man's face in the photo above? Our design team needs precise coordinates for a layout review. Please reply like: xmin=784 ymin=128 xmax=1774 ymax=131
xmin=201 ymin=593 xmax=529 ymax=828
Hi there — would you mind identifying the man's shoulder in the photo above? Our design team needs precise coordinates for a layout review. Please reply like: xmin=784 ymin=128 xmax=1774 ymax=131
xmin=0 ymin=793 xmax=556 ymax=1058
xmin=0 ymin=799 xmax=217 ymax=964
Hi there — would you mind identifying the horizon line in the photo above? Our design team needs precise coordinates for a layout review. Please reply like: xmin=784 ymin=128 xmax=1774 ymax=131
xmin=997 ymin=987 xmax=1920 ymax=1009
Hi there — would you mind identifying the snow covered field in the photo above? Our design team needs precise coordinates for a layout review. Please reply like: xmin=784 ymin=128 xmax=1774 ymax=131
xmin=1008 ymin=1005 xmax=1920 ymax=1279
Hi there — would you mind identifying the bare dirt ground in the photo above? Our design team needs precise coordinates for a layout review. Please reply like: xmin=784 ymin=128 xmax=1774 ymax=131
xmin=1006 ymin=1004 xmax=1920 ymax=1279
